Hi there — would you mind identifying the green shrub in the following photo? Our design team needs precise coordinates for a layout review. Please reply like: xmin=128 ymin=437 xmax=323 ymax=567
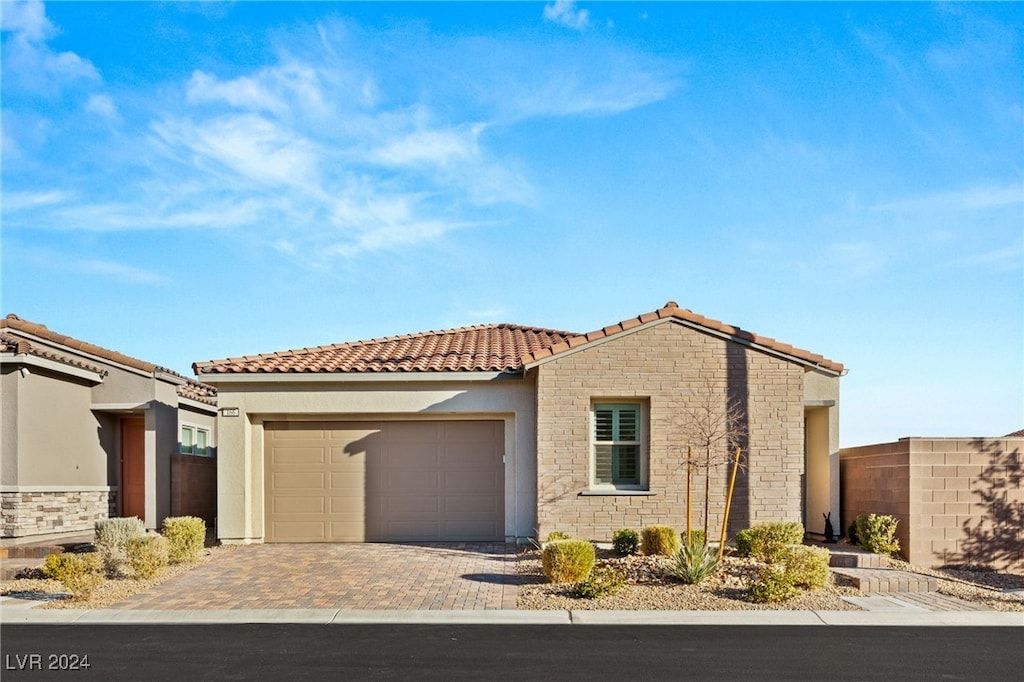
xmin=640 ymin=525 xmax=679 ymax=557
xmin=846 ymin=520 xmax=859 ymax=545
xmin=612 ymin=529 xmax=640 ymax=556
xmin=734 ymin=528 xmax=755 ymax=557
xmin=42 ymin=552 xmax=104 ymax=601
xmin=546 ymin=531 xmax=572 ymax=542
xmin=95 ymin=517 xmax=146 ymax=577
xmin=681 ymin=529 xmax=706 ymax=547
xmin=127 ymin=535 xmax=169 ymax=579
xmin=855 ymin=514 xmax=901 ymax=556
xmin=571 ymin=566 xmax=625 ymax=599
xmin=743 ymin=521 xmax=805 ymax=564
xmin=542 ymin=539 xmax=596 ymax=584
xmin=161 ymin=516 xmax=207 ymax=564
xmin=669 ymin=536 xmax=720 ymax=585
xmin=747 ymin=565 xmax=799 ymax=603
xmin=779 ymin=545 xmax=830 ymax=590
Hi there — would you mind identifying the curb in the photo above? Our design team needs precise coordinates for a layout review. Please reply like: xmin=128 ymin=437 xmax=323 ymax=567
xmin=2 ymin=604 xmax=1021 ymax=627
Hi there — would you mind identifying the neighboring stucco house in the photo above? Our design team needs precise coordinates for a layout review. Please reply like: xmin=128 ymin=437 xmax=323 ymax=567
xmin=1 ymin=314 xmax=218 ymax=542
xmin=195 ymin=302 xmax=844 ymax=545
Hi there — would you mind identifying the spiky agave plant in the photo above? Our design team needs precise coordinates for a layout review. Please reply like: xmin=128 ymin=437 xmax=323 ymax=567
xmin=669 ymin=536 xmax=720 ymax=585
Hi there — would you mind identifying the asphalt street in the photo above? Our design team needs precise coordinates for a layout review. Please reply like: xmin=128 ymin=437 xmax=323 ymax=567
xmin=3 ymin=624 xmax=1022 ymax=681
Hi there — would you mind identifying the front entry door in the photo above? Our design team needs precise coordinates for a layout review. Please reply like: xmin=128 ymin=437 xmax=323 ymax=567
xmin=120 ymin=417 xmax=145 ymax=520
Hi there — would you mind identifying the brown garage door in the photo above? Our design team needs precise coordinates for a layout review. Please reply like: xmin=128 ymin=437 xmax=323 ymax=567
xmin=264 ymin=420 xmax=504 ymax=542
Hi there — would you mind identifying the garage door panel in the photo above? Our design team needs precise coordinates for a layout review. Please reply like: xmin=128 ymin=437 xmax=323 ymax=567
xmin=270 ymin=446 xmax=327 ymax=465
xmin=272 ymin=497 xmax=325 ymax=514
xmin=329 ymin=496 xmax=365 ymax=515
xmin=385 ymin=496 xmax=442 ymax=514
xmin=271 ymin=472 xmax=326 ymax=489
xmin=443 ymin=495 xmax=500 ymax=514
xmin=271 ymin=521 xmax=327 ymax=541
xmin=443 ymin=520 xmax=501 ymax=539
xmin=265 ymin=420 xmax=503 ymax=542
xmin=383 ymin=470 xmax=442 ymax=492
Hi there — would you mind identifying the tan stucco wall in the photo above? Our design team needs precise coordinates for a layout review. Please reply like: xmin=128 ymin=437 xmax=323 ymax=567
xmin=2 ymin=367 xmax=107 ymax=487
xmin=534 ymin=320 xmax=815 ymax=542
xmin=210 ymin=376 xmax=537 ymax=543
xmin=803 ymin=370 xmax=841 ymax=538
xmin=841 ymin=437 xmax=1023 ymax=569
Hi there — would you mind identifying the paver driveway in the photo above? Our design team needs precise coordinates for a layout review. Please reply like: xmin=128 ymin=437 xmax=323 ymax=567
xmin=113 ymin=543 xmax=519 ymax=610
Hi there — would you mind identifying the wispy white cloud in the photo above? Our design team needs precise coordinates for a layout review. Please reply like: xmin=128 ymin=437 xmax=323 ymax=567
xmin=3 ymin=9 xmax=681 ymax=264
xmin=871 ymin=184 xmax=1023 ymax=213
xmin=1 ymin=0 xmax=100 ymax=93
xmin=3 ymin=189 xmax=75 ymax=212
xmin=75 ymin=259 xmax=168 ymax=284
xmin=85 ymin=93 xmax=119 ymax=121
xmin=544 ymin=1 xmax=590 ymax=31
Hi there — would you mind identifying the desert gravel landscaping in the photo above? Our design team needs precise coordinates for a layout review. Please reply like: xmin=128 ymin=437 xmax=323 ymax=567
xmin=3 ymin=542 xmax=1022 ymax=612
xmin=514 ymin=545 xmax=1024 ymax=612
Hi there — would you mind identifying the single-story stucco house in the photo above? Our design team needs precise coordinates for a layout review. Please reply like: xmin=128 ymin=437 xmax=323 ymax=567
xmin=194 ymin=301 xmax=844 ymax=545
xmin=1 ymin=314 xmax=218 ymax=543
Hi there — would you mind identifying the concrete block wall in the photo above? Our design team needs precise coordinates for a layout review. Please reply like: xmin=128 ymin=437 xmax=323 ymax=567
xmin=534 ymin=320 xmax=806 ymax=541
xmin=841 ymin=437 xmax=1023 ymax=569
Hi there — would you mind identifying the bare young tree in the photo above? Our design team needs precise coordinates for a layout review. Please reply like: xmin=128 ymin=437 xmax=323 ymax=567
xmin=681 ymin=376 xmax=746 ymax=540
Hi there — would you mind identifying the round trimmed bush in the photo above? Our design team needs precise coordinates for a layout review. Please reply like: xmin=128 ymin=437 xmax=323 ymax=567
xmin=542 ymin=539 xmax=596 ymax=584
xmin=640 ymin=525 xmax=680 ymax=556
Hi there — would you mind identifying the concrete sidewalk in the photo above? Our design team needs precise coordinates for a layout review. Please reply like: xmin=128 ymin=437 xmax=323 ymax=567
xmin=2 ymin=599 xmax=1021 ymax=626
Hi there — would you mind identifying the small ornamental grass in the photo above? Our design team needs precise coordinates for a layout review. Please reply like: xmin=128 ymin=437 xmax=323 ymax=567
xmin=95 ymin=517 xmax=146 ymax=577
xmin=571 ymin=566 xmax=625 ymax=599
xmin=612 ymin=529 xmax=640 ymax=557
xmin=854 ymin=514 xmax=901 ymax=556
xmin=640 ymin=525 xmax=679 ymax=557
xmin=669 ymin=536 xmax=720 ymax=585
xmin=127 ymin=535 xmax=169 ymax=579
xmin=680 ymin=529 xmax=706 ymax=547
xmin=42 ymin=552 xmax=104 ymax=601
xmin=161 ymin=516 xmax=207 ymax=564
xmin=542 ymin=539 xmax=596 ymax=584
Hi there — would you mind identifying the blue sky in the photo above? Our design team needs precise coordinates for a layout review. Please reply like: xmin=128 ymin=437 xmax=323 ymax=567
xmin=2 ymin=1 xmax=1021 ymax=446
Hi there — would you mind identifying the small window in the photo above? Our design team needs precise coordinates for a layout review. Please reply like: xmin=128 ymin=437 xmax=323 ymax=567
xmin=592 ymin=403 xmax=644 ymax=488
xmin=180 ymin=425 xmax=212 ymax=456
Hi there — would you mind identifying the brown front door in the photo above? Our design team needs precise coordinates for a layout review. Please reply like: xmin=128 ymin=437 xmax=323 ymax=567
xmin=120 ymin=417 xmax=145 ymax=519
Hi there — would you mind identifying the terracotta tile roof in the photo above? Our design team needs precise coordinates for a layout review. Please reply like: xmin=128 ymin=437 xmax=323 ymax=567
xmin=2 ymin=313 xmax=157 ymax=373
xmin=1 ymin=332 xmax=107 ymax=376
xmin=521 ymin=301 xmax=845 ymax=375
xmin=194 ymin=324 xmax=577 ymax=374
xmin=2 ymin=314 xmax=217 ymax=396
xmin=177 ymin=378 xmax=218 ymax=406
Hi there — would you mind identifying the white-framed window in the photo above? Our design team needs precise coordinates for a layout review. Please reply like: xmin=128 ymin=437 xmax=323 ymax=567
xmin=592 ymin=402 xmax=646 ymax=489
xmin=180 ymin=425 xmax=212 ymax=456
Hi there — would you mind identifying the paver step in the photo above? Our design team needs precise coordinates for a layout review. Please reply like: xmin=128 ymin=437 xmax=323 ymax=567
xmin=832 ymin=567 xmax=938 ymax=594
xmin=824 ymin=545 xmax=886 ymax=569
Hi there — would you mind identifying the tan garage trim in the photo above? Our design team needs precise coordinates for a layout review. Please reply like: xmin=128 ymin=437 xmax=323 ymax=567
xmin=264 ymin=420 xmax=504 ymax=542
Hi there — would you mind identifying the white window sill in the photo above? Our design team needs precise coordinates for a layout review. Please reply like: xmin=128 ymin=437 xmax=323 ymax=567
xmin=578 ymin=490 xmax=656 ymax=496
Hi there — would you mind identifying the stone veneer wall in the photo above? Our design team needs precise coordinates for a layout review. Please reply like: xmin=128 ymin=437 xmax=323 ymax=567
xmin=841 ymin=437 xmax=1023 ymax=569
xmin=0 ymin=490 xmax=112 ymax=538
xmin=171 ymin=454 xmax=216 ymax=526
xmin=534 ymin=321 xmax=805 ymax=541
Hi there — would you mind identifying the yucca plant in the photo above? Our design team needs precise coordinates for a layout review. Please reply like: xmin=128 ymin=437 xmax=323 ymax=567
xmin=669 ymin=536 xmax=720 ymax=585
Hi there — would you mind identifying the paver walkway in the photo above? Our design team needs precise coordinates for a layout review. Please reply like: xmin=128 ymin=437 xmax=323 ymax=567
xmin=112 ymin=543 xmax=520 ymax=610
